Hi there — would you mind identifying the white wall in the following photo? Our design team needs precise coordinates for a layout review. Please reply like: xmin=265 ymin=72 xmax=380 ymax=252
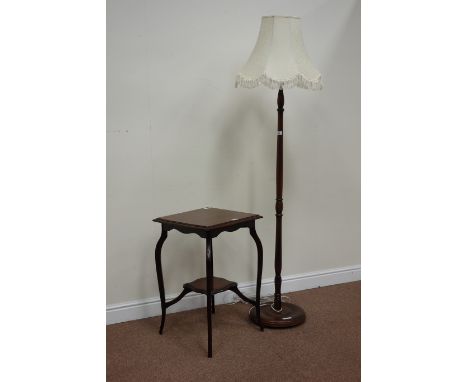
xmin=107 ymin=0 xmax=360 ymax=306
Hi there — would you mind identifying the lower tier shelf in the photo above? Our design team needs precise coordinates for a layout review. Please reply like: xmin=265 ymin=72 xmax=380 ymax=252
xmin=183 ymin=277 xmax=237 ymax=295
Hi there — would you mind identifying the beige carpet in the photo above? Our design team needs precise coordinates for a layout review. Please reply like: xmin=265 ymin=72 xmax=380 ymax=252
xmin=107 ymin=281 xmax=360 ymax=381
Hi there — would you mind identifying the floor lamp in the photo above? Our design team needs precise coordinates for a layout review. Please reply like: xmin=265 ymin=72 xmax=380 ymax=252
xmin=235 ymin=16 xmax=322 ymax=328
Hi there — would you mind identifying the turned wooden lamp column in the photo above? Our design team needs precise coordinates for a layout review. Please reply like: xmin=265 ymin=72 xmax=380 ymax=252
xmin=236 ymin=16 xmax=322 ymax=328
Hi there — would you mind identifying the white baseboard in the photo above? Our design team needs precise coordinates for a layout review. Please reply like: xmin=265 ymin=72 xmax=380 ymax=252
xmin=106 ymin=264 xmax=360 ymax=325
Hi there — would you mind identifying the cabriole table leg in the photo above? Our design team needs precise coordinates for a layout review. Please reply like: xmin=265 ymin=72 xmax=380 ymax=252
xmin=154 ymin=227 xmax=168 ymax=335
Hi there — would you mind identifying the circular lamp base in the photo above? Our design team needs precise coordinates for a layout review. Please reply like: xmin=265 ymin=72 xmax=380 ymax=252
xmin=249 ymin=302 xmax=306 ymax=328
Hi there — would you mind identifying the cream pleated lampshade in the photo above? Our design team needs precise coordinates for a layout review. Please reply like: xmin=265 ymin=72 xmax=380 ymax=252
xmin=235 ymin=16 xmax=322 ymax=90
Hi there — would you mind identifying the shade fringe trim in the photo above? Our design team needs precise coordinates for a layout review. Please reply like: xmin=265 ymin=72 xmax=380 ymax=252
xmin=235 ymin=73 xmax=322 ymax=90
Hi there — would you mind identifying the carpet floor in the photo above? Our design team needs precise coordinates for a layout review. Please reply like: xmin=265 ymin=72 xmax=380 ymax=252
xmin=107 ymin=281 xmax=360 ymax=381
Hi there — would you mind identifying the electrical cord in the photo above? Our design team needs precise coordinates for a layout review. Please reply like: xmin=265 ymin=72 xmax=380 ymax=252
xmin=227 ymin=293 xmax=291 ymax=306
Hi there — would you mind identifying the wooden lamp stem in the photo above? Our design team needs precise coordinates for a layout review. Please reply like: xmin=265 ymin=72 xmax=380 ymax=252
xmin=274 ymin=89 xmax=284 ymax=311
xmin=250 ymin=88 xmax=306 ymax=328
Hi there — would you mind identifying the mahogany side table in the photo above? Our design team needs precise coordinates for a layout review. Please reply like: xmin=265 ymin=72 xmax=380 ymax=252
xmin=153 ymin=207 xmax=264 ymax=358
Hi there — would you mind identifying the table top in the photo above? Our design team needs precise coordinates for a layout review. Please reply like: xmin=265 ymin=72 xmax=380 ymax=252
xmin=153 ymin=207 xmax=262 ymax=231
